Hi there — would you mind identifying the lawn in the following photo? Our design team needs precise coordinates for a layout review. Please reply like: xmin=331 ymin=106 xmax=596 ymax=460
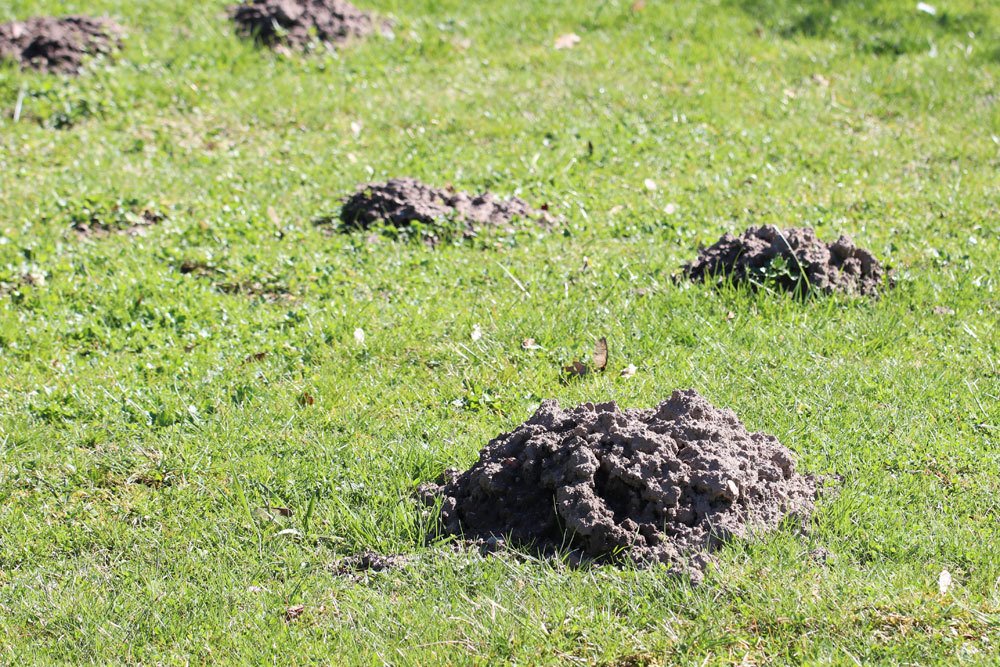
xmin=1 ymin=0 xmax=998 ymax=664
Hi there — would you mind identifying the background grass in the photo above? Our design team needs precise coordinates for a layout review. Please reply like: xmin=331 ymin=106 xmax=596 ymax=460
xmin=1 ymin=0 xmax=998 ymax=664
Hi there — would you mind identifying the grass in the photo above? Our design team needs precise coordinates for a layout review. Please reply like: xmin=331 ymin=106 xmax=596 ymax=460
xmin=0 ymin=0 xmax=998 ymax=663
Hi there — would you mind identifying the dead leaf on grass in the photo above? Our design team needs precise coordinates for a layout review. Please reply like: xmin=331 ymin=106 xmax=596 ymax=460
xmin=620 ymin=364 xmax=637 ymax=378
xmin=266 ymin=206 xmax=285 ymax=239
xmin=593 ymin=337 xmax=608 ymax=371
xmin=284 ymin=605 xmax=306 ymax=622
xmin=262 ymin=506 xmax=293 ymax=517
xmin=554 ymin=33 xmax=581 ymax=50
xmin=938 ymin=569 xmax=952 ymax=595
xmin=522 ymin=338 xmax=541 ymax=350
xmin=563 ymin=337 xmax=609 ymax=377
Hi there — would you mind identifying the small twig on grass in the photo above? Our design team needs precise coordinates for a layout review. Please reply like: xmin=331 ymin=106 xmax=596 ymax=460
xmin=494 ymin=260 xmax=530 ymax=297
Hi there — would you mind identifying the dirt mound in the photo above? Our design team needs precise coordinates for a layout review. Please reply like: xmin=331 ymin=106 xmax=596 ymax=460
xmin=229 ymin=0 xmax=383 ymax=51
xmin=683 ymin=225 xmax=888 ymax=296
xmin=339 ymin=178 xmax=550 ymax=237
xmin=424 ymin=390 xmax=816 ymax=581
xmin=0 ymin=16 xmax=122 ymax=74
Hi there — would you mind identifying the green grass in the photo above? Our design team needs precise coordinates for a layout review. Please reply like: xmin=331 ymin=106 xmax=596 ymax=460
xmin=1 ymin=0 xmax=998 ymax=663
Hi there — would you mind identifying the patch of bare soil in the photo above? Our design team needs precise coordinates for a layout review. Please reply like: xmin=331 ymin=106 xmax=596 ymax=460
xmin=178 ymin=261 xmax=221 ymax=277
xmin=683 ymin=225 xmax=888 ymax=296
xmin=422 ymin=390 xmax=817 ymax=582
xmin=333 ymin=551 xmax=411 ymax=576
xmin=71 ymin=206 xmax=164 ymax=238
xmin=0 ymin=16 xmax=122 ymax=74
xmin=215 ymin=278 xmax=294 ymax=303
xmin=0 ymin=271 xmax=45 ymax=297
xmin=335 ymin=177 xmax=551 ymax=239
xmin=175 ymin=262 xmax=293 ymax=303
xmin=229 ymin=0 xmax=387 ymax=52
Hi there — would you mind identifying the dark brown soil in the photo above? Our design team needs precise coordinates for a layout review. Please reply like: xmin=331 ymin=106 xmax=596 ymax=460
xmin=338 ymin=177 xmax=551 ymax=237
xmin=423 ymin=390 xmax=816 ymax=581
xmin=683 ymin=225 xmax=888 ymax=296
xmin=229 ymin=0 xmax=385 ymax=51
xmin=0 ymin=16 xmax=122 ymax=74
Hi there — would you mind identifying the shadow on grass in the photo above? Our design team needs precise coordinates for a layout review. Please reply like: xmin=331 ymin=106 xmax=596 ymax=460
xmin=733 ymin=0 xmax=995 ymax=58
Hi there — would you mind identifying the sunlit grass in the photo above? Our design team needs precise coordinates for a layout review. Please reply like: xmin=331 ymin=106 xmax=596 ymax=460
xmin=0 ymin=0 xmax=998 ymax=663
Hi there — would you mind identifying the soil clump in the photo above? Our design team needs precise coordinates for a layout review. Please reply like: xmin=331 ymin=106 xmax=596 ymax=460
xmin=229 ymin=0 xmax=385 ymax=51
xmin=683 ymin=225 xmax=888 ymax=296
xmin=423 ymin=390 xmax=816 ymax=581
xmin=0 ymin=16 xmax=122 ymax=74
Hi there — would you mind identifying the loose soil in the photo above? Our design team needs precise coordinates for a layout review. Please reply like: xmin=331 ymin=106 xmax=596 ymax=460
xmin=229 ymin=0 xmax=385 ymax=51
xmin=0 ymin=16 xmax=122 ymax=74
xmin=423 ymin=390 xmax=817 ymax=581
xmin=338 ymin=177 xmax=551 ymax=237
xmin=683 ymin=225 xmax=888 ymax=296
